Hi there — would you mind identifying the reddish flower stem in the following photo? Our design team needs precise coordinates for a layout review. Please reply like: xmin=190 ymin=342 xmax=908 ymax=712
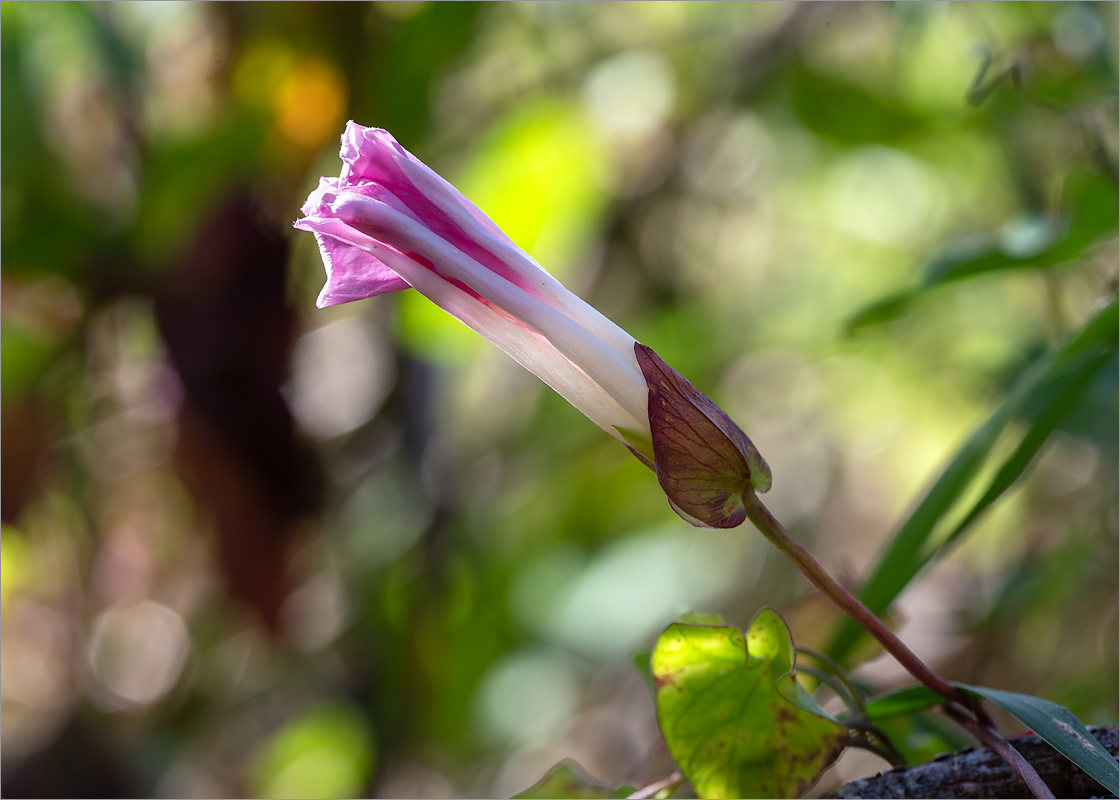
xmin=943 ymin=704 xmax=1056 ymax=798
xmin=743 ymin=493 xmax=969 ymax=706
xmin=741 ymin=492 xmax=1056 ymax=799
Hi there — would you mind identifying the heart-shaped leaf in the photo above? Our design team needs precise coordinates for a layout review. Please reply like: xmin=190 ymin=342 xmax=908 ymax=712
xmin=652 ymin=609 xmax=848 ymax=799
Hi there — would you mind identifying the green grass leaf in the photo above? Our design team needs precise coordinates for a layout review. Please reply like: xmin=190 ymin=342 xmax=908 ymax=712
xmin=931 ymin=345 xmax=1115 ymax=558
xmin=962 ymin=685 xmax=1119 ymax=797
xmin=848 ymin=172 xmax=1118 ymax=332
xmin=864 ymin=685 xmax=944 ymax=721
xmin=829 ymin=297 xmax=1119 ymax=663
xmin=653 ymin=610 xmax=848 ymax=799
xmin=864 ymin=682 xmax=1117 ymax=794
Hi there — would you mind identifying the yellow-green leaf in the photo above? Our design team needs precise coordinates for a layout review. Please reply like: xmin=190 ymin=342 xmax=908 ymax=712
xmin=652 ymin=609 xmax=848 ymax=799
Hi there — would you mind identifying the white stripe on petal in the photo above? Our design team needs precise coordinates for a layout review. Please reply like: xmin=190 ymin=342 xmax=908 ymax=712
xmin=388 ymin=148 xmax=640 ymax=366
xmin=324 ymin=192 xmax=649 ymax=429
xmin=299 ymin=216 xmax=648 ymax=442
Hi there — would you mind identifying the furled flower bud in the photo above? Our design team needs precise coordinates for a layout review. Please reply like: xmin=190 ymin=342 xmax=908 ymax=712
xmin=295 ymin=122 xmax=769 ymax=527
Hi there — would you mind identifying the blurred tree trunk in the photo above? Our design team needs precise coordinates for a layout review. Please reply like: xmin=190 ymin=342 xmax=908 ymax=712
xmin=155 ymin=190 xmax=323 ymax=627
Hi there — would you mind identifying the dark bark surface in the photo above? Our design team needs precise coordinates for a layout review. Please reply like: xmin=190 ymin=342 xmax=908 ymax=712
xmin=831 ymin=726 xmax=1118 ymax=799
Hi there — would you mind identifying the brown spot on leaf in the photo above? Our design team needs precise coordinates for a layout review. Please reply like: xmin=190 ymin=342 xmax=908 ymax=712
xmin=654 ymin=668 xmax=684 ymax=690
xmin=774 ymin=706 xmax=798 ymax=724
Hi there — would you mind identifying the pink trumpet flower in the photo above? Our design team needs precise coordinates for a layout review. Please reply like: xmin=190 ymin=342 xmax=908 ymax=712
xmin=295 ymin=122 xmax=770 ymax=528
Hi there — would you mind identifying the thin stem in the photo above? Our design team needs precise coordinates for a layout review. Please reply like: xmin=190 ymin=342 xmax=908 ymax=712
xmin=848 ymin=734 xmax=906 ymax=769
xmin=793 ymin=658 xmax=908 ymax=768
xmin=797 ymin=645 xmax=867 ymax=715
xmin=943 ymin=704 xmax=1056 ymax=798
xmin=743 ymin=491 xmax=1054 ymax=799
xmin=742 ymin=492 xmax=972 ymax=708
xmin=797 ymin=666 xmax=861 ymax=717
xmin=846 ymin=719 xmax=908 ymax=768
xmin=627 ymin=771 xmax=683 ymax=800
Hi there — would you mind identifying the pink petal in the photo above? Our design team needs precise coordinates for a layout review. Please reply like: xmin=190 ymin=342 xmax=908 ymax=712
xmin=337 ymin=123 xmax=548 ymax=305
xmin=301 ymin=176 xmax=341 ymax=218
xmin=298 ymin=176 xmax=424 ymax=308
xmin=300 ymin=228 xmax=410 ymax=308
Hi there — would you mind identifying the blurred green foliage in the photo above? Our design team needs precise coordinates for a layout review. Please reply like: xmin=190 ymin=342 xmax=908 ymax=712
xmin=249 ymin=703 xmax=376 ymax=799
xmin=1 ymin=2 xmax=1116 ymax=798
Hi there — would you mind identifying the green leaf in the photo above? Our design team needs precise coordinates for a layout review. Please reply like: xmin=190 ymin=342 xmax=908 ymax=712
xmin=828 ymin=297 xmax=1119 ymax=663
xmin=932 ymin=344 xmax=1115 ymax=556
xmin=789 ymin=68 xmax=922 ymax=144
xmin=775 ymin=669 xmax=844 ymax=726
xmin=635 ymin=616 xmax=727 ymax=692
xmin=633 ymin=647 xmax=654 ymax=691
xmin=864 ymin=682 xmax=1118 ymax=794
xmin=874 ymin=709 xmax=975 ymax=766
xmin=1 ymin=324 xmax=64 ymax=405
xmin=653 ymin=610 xmax=848 ymax=799
xmin=845 ymin=293 xmax=914 ymax=332
xmin=513 ymin=761 xmax=635 ymax=799
xmin=848 ymin=172 xmax=1118 ymax=331
xmin=864 ymin=685 xmax=944 ymax=721
xmin=961 ymin=685 xmax=1120 ymax=798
